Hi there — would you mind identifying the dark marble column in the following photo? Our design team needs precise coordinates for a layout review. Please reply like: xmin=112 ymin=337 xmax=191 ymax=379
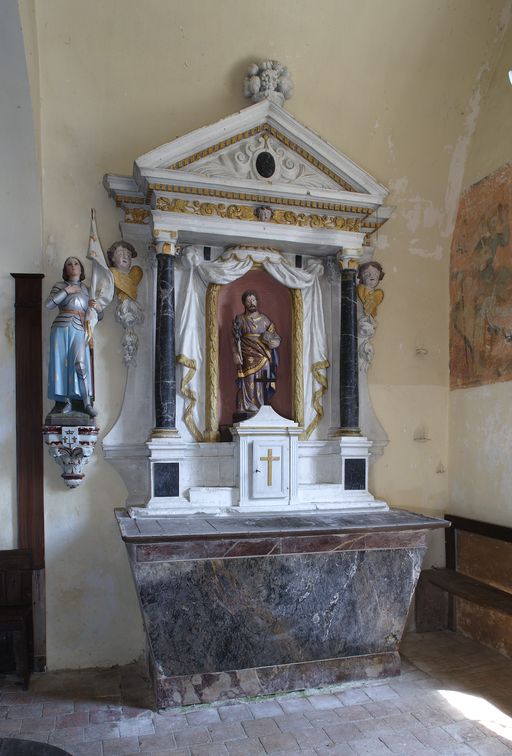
xmin=154 ymin=243 xmax=178 ymax=435
xmin=339 ymin=263 xmax=360 ymax=434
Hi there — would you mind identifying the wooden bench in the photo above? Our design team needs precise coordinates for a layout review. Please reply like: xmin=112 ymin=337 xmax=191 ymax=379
xmin=415 ymin=515 xmax=512 ymax=641
xmin=0 ymin=549 xmax=33 ymax=689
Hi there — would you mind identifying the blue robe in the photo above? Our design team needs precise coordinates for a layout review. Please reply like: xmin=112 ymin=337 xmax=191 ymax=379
xmin=46 ymin=282 xmax=92 ymax=402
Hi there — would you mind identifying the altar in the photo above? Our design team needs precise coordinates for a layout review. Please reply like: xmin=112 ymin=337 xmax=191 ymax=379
xmin=94 ymin=63 xmax=446 ymax=708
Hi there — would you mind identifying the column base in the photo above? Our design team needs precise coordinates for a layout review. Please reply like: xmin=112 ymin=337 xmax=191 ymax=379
xmin=151 ymin=427 xmax=181 ymax=440
xmin=330 ymin=427 xmax=362 ymax=437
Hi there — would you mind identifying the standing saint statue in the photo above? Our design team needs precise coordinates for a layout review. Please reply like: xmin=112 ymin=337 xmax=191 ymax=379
xmin=45 ymin=211 xmax=114 ymax=423
xmin=232 ymin=290 xmax=281 ymax=416
xmin=46 ymin=257 xmax=100 ymax=418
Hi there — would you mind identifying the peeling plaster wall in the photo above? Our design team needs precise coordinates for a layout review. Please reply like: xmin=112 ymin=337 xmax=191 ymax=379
xmin=449 ymin=15 xmax=512 ymax=529
xmin=15 ymin=0 xmax=511 ymax=668
xmin=0 ymin=0 xmax=42 ymax=549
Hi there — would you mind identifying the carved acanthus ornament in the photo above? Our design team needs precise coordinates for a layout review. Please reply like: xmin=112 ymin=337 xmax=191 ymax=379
xmin=179 ymin=133 xmax=340 ymax=190
xmin=155 ymin=197 xmax=361 ymax=232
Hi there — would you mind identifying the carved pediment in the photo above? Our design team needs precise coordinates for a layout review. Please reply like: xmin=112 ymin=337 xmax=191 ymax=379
xmin=172 ymin=126 xmax=347 ymax=191
xmin=105 ymin=100 xmax=393 ymax=250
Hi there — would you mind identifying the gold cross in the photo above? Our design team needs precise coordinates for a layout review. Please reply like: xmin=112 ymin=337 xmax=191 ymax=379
xmin=260 ymin=448 xmax=280 ymax=486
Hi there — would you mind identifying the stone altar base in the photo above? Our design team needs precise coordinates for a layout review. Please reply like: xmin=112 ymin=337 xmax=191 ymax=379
xmin=116 ymin=509 xmax=447 ymax=709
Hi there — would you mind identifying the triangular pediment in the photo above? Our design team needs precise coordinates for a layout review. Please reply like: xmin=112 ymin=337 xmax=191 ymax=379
xmin=135 ymin=100 xmax=388 ymax=201
xmin=105 ymin=100 xmax=393 ymax=248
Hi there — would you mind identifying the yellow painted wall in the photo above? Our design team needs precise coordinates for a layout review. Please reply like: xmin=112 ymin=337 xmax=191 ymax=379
xmin=10 ymin=0 xmax=510 ymax=667
xmin=0 ymin=0 xmax=42 ymax=549
xmin=449 ymin=17 xmax=512 ymax=529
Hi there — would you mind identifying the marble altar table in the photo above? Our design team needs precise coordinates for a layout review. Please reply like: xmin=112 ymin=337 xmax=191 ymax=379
xmin=116 ymin=508 xmax=447 ymax=708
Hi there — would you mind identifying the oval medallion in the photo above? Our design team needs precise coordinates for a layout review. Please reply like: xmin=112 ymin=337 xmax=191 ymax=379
xmin=256 ymin=151 xmax=276 ymax=178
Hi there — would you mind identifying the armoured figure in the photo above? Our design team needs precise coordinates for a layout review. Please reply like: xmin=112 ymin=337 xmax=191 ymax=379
xmin=46 ymin=257 xmax=98 ymax=417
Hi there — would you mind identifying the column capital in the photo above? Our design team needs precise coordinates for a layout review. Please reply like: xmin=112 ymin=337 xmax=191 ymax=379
xmin=336 ymin=248 xmax=363 ymax=271
xmin=153 ymin=229 xmax=178 ymax=255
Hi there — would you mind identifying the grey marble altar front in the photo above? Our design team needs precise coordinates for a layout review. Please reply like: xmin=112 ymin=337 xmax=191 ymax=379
xmin=117 ymin=509 xmax=447 ymax=708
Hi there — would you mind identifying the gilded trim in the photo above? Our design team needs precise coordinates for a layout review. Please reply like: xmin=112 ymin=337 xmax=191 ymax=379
xmin=155 ymin=197 xmax=361 ymax=232
xmin=204 ymin=284 xmax=220 ymax=442
xmin=168 ymin=123 xmax=358 ymax=193
xmin=176 ymin=354 xmax=204 ymax=442
xmin=290 ymin=289 xmax=304 ymax=431
xmin=115 ymin=195 xmax=146 ymax=207
xmin=124 ymin=208 xmax=151 ymax=224
xmin=150 ymin=184 xmax=372 ymax=216
xmin=304 ymin=360 xmax=330 ymax=439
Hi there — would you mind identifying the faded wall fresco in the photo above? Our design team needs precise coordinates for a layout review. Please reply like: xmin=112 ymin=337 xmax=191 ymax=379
xmin=450 ymin=163 xmax=512 ymax=389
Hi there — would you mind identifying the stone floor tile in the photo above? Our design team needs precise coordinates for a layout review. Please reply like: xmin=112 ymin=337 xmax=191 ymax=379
xmin=20 ymin=715 xmax=56 ymax=732
xmin=443 ymin=719 xmax=490 ymax=742
xmin=258 ymin=729 xmax=300 ymax=753
xmin=276 ymin=697 xmax=314 ymax=715
xmin=241 ymin=716 xmax=280 ymax=738
xmin=62 ymin=743 xmax=103 ymax=756
xmin=90 ymin=708 xmax=123 ymax=724
xmin=56 ymin=711 xmax=90 ymax=728
xmin=48 ymin=726 xmax=86 ymax=746
xmin=83 ymin=721 xmax=121 ymax=741
xmin=186 ymin=707 xmax=221 ymax=726
xmin=413 ymin=723 xmax=459 ymax=750
xmin=352 ymin=718 xmax=395 ymax=738
xmin=315 ymin=745 xmax=356 ymax=756
xmin=152 ymin=713 xmax=188 ymax=732
xmin=293 ymin=728 xmax=334 ymax=749
xmin=12 ymin=732 xmax=50 ymax=744
xmin=335 ymin=688 xmax=372 ymax=706
xmin=303 ymin=708 xmax=342 ymax=725
xmin=323 ymin=722 xmax=363 ymax=742
xmin=207 ymin=720 xmax=246 ymax=742
xmin=363 ymin=685 xmax=400 ymax=703
xmin=189 ymin=744 xmax=229 ymax=756
xmin=410 ymin=705 xmax=455 ymax=727
xmin=275 ymin=713 xmax=313 ymax=733
xmin=121 ymin=706 xmax=153 ymax=720
xmin=217 ymin=702 xmax=253 ymax=722
xmin=0 ymin=718 xmax=22 ymax=734
xmin=377 ymin=728 xmax=426 ymax=753
xmin=43 ymin=702 xmax=75 ymax=716
xmin=225 ymin=736 xmax=266 ymax=755
xmin=470 ymin=737 xmax=512 ymax=754
xmin=6 ymin=703 xmax=43 ymax=719
xmin=360 ymin=701 xmax=400 ymax=719
xmin=119 ymin=718 xmax=155 ymax=737
xmin=335 ymin=705 xmax=372 ymax=723
xmin=102 ymin=736 xmax=141 ymax=754
xmin=437 ymin=745 xmax=483 ymax=755
xmin=139 ymin=733 xmax=178 ymax=751
xmin=348 ymin=736 xmax=393 ymax=754
xmin=173 ymin=724 xmax=211 ymax=747
xmin=307 ymin=692 xmax=343 ymax=710
xmin=247 ymin=700 xmax=284 ymax=719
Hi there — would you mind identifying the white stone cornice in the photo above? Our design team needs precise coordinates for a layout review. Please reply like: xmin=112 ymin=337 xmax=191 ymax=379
xmin=151 ymin=209 xmax=365 ymax=255
xmin=103 ymin=173 xmax=144 ymax=200
xmin=139 ymin=168 xmax=385 ymax=211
